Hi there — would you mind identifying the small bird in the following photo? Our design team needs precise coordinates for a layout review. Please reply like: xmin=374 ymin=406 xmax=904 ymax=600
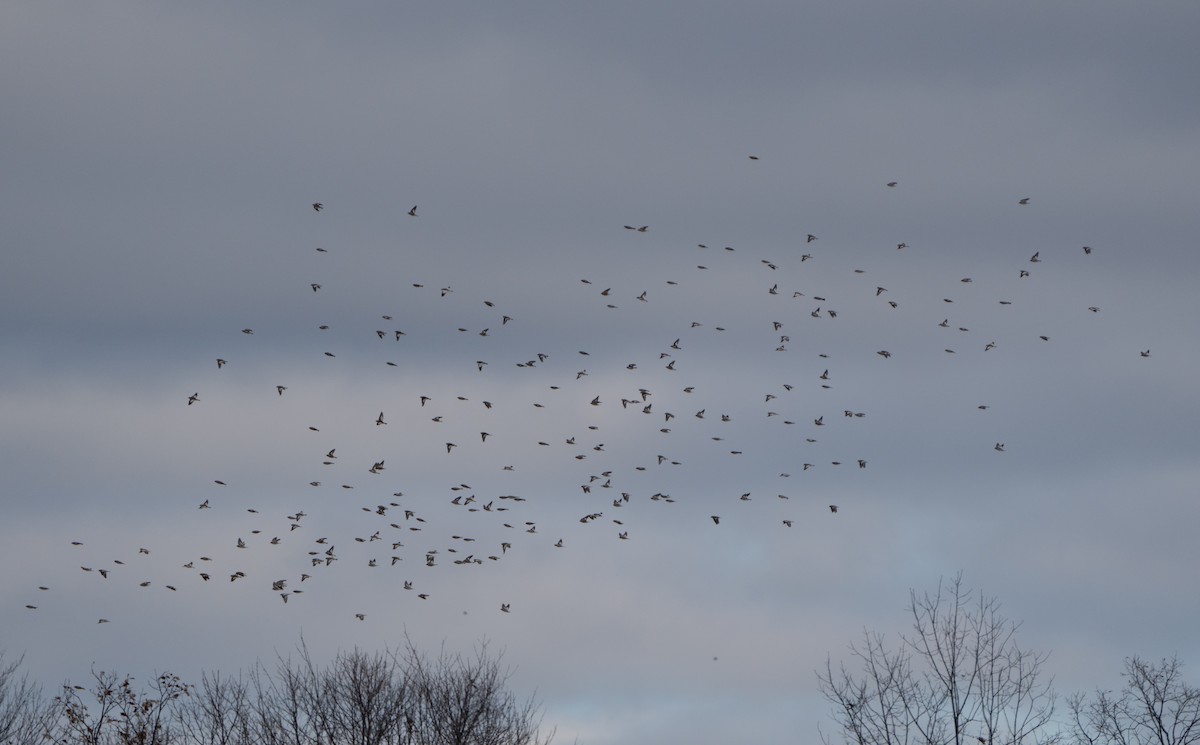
xmin=312 ymin=203 xmax=323 ymax=211
xmin=310 ymin=283 xmax=321 ymax=292
xmin=187 ymin=393 xmax=200 ymax=406
xmin=216 ymin=359 xmax=226 ymax=368
xmin=1018 ymin=197 xmax=1030 ymax=205
xmin=376 ymin=412 xmax=387 ymax=426
xmin=828 ymin=505 xmax=838 ymax=513
xmin=887 ymin=181 xmax=897 ymax=187
xmin=408 ymin=205 xmax=418 ymax=216
xmin=1140 ymin=350 xmax=1151 ymax=357
xmin=276 ymin=385 xmax=287 ymax=396
xmin=995 ymin=443 xmax=1006 ymax=452
xmin=711 ymin=516 xmax=720 ymax=525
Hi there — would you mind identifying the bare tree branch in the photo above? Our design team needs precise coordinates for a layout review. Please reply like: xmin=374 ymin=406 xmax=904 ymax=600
xmin=818 ymin=574 xmax=1058 ymax=745
xmin=1070 ymin=656 xmax=1200 ymax=745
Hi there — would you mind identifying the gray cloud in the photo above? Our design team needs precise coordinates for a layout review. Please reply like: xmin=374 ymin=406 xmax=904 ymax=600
xmin=2 ymin=3 xmax=1198 ymax=745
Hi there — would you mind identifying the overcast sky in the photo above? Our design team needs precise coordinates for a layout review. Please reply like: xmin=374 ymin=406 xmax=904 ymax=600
xmin=3 ymin=3 xmax=1199 ymax=743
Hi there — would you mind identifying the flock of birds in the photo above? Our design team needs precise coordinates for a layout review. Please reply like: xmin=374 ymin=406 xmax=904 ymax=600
xmin=22 ymin=171 xmax=1143 ymax=625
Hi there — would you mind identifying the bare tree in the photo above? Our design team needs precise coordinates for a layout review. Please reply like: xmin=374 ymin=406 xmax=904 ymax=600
xmin=174 ymin=672 xmax=253 ymax=745
xmin=402 ymin=640 xmax=552 ymax=745
xmin=1069 ymin=656 xmax=1200 ymax=745
xmin=308 ymin=646 xmax=409 ymax=745
xmin=0 ymin=651 xmax=55 ymax=745
xmin=818 ymin=573 xmax=1060 ymax=745
xmin=51 ymin=669 xmax=190 ymax=745
xmin=20 ymin=637 xmax=550 ymax=745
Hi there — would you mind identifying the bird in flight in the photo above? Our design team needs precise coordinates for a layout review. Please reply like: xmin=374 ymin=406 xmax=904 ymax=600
xmin=408 ymin=205 xmax=418 ymax=216
xmin=312 ymin=203 xmax=323 ymax=212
